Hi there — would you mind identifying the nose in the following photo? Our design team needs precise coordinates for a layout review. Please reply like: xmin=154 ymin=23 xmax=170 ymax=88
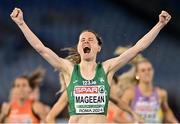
xmin=19 ymin=86 xmax=24 ymax=90
xmin=84 ymin=39 xmax=89 ymax=44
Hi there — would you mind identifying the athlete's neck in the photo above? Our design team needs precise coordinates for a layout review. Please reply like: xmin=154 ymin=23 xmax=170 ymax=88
xmin=138 ymin=82 xmax=153 ymax=96
xmin=18 ymin=98 xmax=27 ymax=106
xmin=79 ymin=61 xmax=97 ymax=80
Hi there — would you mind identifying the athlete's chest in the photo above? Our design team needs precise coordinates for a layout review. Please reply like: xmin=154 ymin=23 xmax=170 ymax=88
xmin=8 ymin=106 xmax=33 ymax=123
xmin=73 ymin=77 xmax=105 ymax=86
xmin=73 ymin=84 xmax=107 ymax=114
xmin=135 ymin=95 xmax=160 ymax=112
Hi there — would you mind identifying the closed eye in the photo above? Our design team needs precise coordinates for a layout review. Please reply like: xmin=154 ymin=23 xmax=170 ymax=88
xmin=88 ymin=38 xmax=93 ymax=41
xmin=140 ymin=68 xmax=152 ymax=72
xmin=81 ymin=38 xmax=85 ymax=42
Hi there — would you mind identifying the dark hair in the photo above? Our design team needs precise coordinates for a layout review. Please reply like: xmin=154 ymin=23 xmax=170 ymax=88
xmin=13 ymin=75 xmax=30 ymax=87
xmin=13 ymin=68 xmax=45 ymax=90
xmin=81 ymin=30 xmax=102 ymax=46
xmin=61 ymin=47 xmax=81 ymax=64
xmin=29 ymin=67 xmax=45 ymax=89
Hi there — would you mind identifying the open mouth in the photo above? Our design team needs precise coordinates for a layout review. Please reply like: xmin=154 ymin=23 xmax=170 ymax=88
xmin=83 ymin=47 xmax=91 ymax=54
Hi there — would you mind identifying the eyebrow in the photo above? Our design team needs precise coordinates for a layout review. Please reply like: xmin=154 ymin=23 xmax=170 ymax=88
xmin=140 ymin=68 xmax=152 ymax=70
xmin=81 ymin=38 xmax=85 ymax=40
xmin=88 ymin=37 xmax=93 ymax=40
xmin=80 ymin=37 xmax=94 ymax=40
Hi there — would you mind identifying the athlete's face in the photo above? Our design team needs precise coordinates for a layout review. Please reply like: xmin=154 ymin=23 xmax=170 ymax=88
xmin=77 ymin=32 xmax=101 ymax=61
xmin=9 ymin=87 xmax=19 ymax=101
xmin=14 ymin=78 xmax=31 ymax=100
xmin=136 ymin=61 xmax=154 ymax=84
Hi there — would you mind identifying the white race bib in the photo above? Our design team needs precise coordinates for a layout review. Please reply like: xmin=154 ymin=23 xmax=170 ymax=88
xmin=74 ymin=85 xmax=106 ymax=114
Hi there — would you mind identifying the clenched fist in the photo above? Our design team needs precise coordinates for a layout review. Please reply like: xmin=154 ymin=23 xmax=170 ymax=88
xmin=159 ymin=11 xmax=171 ymax=26
xmin=10 ymin=8 xmax=24 ymax=26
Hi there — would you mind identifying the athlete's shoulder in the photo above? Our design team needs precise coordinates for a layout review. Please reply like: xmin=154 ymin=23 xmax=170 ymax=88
xmin=33 ymin=101 xmax=44 ymax=108
xmin=32 ymin=101 xmax=46 ymax=115
xmin=1 ymin=102 xmax=10 ymax=108
xmin=102 ymin=60 xmax=110 ymax=74
xmin=156 ymin=87 xmax=167 ymax=98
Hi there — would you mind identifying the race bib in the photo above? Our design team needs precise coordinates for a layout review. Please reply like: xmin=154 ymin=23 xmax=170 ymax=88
xmin=74 ymin=85 xmax=106 ymax=114
xmin=9 ymin=114 xmax=32 ymax=123
xmin=135 ymin=98 xmax=162 ymax=122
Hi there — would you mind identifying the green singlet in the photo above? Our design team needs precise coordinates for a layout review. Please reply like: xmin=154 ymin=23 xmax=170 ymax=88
xmin=67 ymin=63 xmax=110 ymax=116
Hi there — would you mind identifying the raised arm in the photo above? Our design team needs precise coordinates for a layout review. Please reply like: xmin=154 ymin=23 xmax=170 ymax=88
xmin=46 ymin=90 xmax=68 ymax=123
xmin=10 ymin=8 xmax=73 ymax=74
xmin=103 ymin=11 xmax=171 ymax=75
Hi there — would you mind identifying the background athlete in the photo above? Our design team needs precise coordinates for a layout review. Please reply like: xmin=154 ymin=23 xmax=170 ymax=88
xmin=0 ymin=75 xmax=47 ymax=123
xmin=121 ymin=59 xmax=178 ymax=123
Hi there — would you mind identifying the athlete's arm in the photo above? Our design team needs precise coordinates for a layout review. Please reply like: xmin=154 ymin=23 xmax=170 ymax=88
xmin=120 ymin=87 xmax=144 ymax=122
xmin=44 ymin=104 xmax=51 ymax=117
xmin=0 ymin=102 xmax=10 ymax=123
xmin=103 ymin=11 xmax=171 ymax=76
xmin=160 ymin=89 xmax=178 ymax=123
xmin=46 ymin=90 xmax=68 ymax=123
xmin=108 ymin=102 xmax=131 ymax=123
xmin=110 ymin=91 xmax=143 ymax=122
xmin=33 ymin=101 xmax=48 ymax=122
xmin=10 ymin=8 xmax=73 ymax=75
xmin=121 ymin=87 xmax=135 ymax=106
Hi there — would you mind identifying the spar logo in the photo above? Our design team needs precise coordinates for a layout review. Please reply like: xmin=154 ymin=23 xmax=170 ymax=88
xmin=75 ymin=86 xmax=105 ymax=94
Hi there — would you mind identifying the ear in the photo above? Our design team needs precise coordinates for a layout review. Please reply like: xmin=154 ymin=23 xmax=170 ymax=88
xmin=97 ymin=45 xmax=101 ymax=52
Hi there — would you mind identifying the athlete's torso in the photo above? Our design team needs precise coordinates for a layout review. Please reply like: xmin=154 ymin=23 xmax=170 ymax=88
xmin=67 ymin=63 xmax=110 ymax=122
xmin=69 ymin=114 xmax=107 ymax=123
xmin=7 ymin=99 xmax=40 ymax=123
xmin=131 ymin=86 xmax=164 ymax=123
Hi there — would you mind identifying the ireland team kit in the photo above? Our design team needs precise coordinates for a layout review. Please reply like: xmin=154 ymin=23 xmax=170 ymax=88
xmin=67 ymin=64 xmax=110 ymax=115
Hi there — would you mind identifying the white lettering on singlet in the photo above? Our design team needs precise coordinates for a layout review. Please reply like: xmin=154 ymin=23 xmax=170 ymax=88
xmin=9 ymin=114 xmax=32 ymax=123
xmin=82 ymin=80 xmax=97 ymax=86
xmin=74 ymin=85 xmax=106 ymax=114
xmin=75 ymin=95 xmax=105 ymax=103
